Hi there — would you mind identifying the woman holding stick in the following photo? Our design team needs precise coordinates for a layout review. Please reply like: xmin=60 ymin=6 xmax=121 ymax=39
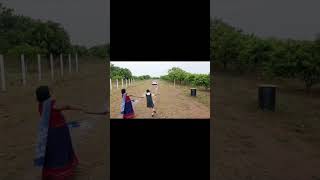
xmin=34 ymin=86 xmax=84 ymax=180
xmin=84 ymin=102 xmax=110 ymax=116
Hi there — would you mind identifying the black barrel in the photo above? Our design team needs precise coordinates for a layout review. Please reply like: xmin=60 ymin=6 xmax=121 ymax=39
xmin=191 ymin=88 xmax=197 ymax=96
xmin=258 ymin=85 xmax=277 ymax=111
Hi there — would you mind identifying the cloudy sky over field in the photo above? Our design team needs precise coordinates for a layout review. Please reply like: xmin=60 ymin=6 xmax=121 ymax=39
xmin=111 ymin=61 xmax=211 ymax=77
xmin=2 ymin=0 xmax=109 ymax=47
xmin=211 ymin=0 xmax=320 ymax=40
xmin=2 ymin=0 xmax=320 ymax=46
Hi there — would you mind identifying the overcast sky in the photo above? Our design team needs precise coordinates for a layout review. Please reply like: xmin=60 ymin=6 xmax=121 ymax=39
xmin=211 ymin=0 xmax=320 ymax=40
xmin=2 ymin=0 xmax=320 ymax=46
xmin=111 ymin=61 xmax=210 ymax=77
xmin=1 ymin=0 xmax=109 ymax=47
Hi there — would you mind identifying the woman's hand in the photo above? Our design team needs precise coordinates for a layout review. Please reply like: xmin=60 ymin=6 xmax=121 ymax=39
xmin=129 ymin=95 xmax=144 ymax=98
xmin=84 ymin=109 xmax=109 ymax=115
xmin=69 ymin=106 xmax=84 ymax=111
xmin=54 ymin=103 xmax=86 ymax=112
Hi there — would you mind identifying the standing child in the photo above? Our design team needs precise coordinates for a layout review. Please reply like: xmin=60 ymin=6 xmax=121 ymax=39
xmin=34 ymin=86 xmax=83 ymax=180
xmin=145 ymin=89 xmax=157 ymax=117
xmin=120 ymin=89 xmax=135 ymax=119
xmin=132 ymin=89 xmax=159 ymax=117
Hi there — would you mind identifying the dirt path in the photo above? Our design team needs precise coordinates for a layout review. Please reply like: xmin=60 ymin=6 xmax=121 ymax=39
xmin=0 ymin=62 xmax=108 ymax=180
xmin=110 ymin=80 xmax=210 ymax=119
xmin=213 ymin=73 xmax=320 ymax=180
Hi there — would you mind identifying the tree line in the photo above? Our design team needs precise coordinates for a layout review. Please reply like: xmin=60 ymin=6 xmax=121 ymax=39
xmin=110 ymin=64 xmax=151 ymax=80
xmin=0 ymin=3 xmax=109 ymax=59
xmin=133 ymin=75 xmax=152 ymax=80
xmin=211 ymin=18 xmax=320 ymax=90
xmin=160 ymin=67 xmax=210 ymax=89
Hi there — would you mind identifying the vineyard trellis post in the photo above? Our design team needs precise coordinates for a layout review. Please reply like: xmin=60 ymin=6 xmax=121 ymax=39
xmin=21 ymin=54 xmax=26 ymax=86
xmin=37 ymin=54 xmax=41 ymax=81
xmin=122 ymin=79 xmax=124 ymax=88
xmin=110 ymin=78 xmax=112 ymax=90
xmin=50 ymin=54 xmax=54 ymax=80
xmin=68 ymin=54 xmax=72 ymax=73
xmin=75 ymin=53 xmax=79 ymax=72
xmin=174 ymin=79 xmax=176 ymax=87
xmin=126 ymin=79 xmax=128 ymax=87
xmin=0 ymin=55 xmax=6 ymax=91
xmin=60 ymin=54 xmax=64 ymax=77
xmin=116 ymin=79 xmax=119 ymax=89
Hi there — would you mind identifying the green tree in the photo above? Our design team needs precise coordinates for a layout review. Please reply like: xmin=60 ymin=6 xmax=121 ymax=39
xmin=0 ymin=3 xmax=72 ymax=56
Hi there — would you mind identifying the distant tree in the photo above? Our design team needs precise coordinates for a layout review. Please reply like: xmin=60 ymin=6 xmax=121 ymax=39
xmin=110 ymin=64 xmax=133 ymax=79
xmin=89 ymin=44 xmax=109 ymax=58
xmin=0 ymin=3 xmax=72 ymax=57
xmin=7 ymin=44 xmax=44 ymax=58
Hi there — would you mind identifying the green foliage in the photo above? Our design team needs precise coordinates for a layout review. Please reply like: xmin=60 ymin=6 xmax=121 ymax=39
xmin=210 ymin=17 xmax=320 ymax=90
xmin=137 ymin=75 xmax=151 ymax=80
xmin=161 ymin=67 xmax=210 ymax=89
xmin=0 ymin=3 xmax=110 ymax=60
xmin=264 ymin=40 xmax=320 ymax=90
xmin=168 ymin=67 xmax=188 ymax=84
xmin=193 ymin=74 xmax=210 ymax=89
xmin=89 ymin=44 xmax=109 ymax=59
xmin=7 ymin=44 xmax=45 ymax=58
xmin=0 ymin=3 xmax=71 ymax=56
xmin=71 ymin=45 xmax=89 ymax=57
xmin=211 ymin=18 xmax=243 ymax=69
xmin=110 ymin=64 xmax=151 ymax=81
xmin=110 ymin=64 xmax=132 ymax=80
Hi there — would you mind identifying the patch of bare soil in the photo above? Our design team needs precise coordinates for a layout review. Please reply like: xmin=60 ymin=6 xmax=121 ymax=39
xmin=110 ymin=80 xmax=210 ymax=119
xmin=0 ymin=62 xmax=108 ymax=180
xmin=212 ymin=73 xmax=320 ymax=180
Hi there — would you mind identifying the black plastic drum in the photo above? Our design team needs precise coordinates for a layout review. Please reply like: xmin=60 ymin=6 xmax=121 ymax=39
xmin=191 ymin=88 xmax=197 ymax=96
xmin=258 ymin=85 xmax=277 ymax=111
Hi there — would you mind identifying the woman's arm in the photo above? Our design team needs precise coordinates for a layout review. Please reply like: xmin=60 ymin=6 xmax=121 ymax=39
xmin=128 ymin=95 xmax=144 ymax=98
xmin=54 ymin=103 xmax=85 ymax=111
xmin=85 ymin=110 xmax=109 ymax=115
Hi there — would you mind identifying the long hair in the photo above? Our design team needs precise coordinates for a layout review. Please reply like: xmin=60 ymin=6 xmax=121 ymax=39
xmin=36 ymin=86 xmax=51 ymax=103
xmin=121 ymin=89 xmax=126 ymax=97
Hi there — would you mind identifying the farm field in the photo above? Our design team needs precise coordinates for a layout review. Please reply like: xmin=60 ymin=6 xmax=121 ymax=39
xmin=212 ymin=72 xmax=320 ymax=180
xmin=110 ymin=80 xmax=210 ymax=119
xmin=0 ymin=61 xmax=108 ymax=180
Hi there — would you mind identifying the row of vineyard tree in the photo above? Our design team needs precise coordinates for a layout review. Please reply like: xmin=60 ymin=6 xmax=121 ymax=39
xmin=211 ymin=18 xmax=320 ymax=90
xmin=160 ymin=67 xmax=210 ymax=89
xmin=0 ymin=3 xmax=109 ymax=59
xmin=110 ymin=63 xmax=151 ymax=80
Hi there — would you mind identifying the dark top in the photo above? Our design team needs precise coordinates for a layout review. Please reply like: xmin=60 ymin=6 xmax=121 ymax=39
xmin=146 ymin=93 xmax=154 ymax=108
xmin=38 ymin=100 xmax=66 ymax=128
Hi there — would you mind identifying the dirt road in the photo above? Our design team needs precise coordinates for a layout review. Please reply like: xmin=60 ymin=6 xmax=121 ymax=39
xmin=212 ymin=73 xmax=320 ymax=180
xmin=0 ymin=62 xmax=108 ymax=180
xmin=110 ymin=80 xmax=210 ymax=119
